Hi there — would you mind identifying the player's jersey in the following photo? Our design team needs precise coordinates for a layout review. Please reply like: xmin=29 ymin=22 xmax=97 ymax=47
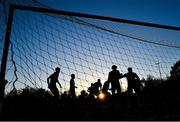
xmin=123 ymin=72 xmax=139 ymax=85
xmin=108 ymin=70 xmax=121 ymax=83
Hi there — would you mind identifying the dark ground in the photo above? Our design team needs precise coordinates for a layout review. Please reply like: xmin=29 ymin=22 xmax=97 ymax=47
xmin=1 ymin=89 xmax=180 ymax=121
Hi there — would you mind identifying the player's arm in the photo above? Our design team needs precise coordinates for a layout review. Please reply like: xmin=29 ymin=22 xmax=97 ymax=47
xmin=121 ymin=73 xmax=126 ymax=78
xmin=47 ymin=75 xmax=51 ymax=86
xmin=47 ymin=73 xmax=54 ymax=85
xmin=117 ymin=70 xmax=123 ymax=79
xmin=74 ymin=80 xmax=78 ymax=88
xmin=75 ymin=83 xmax=78 ymax=88
xmin=135 ymin=73 xmax=140 ymax=81
xmin=57 ymin=81 xmax=62 ymax=88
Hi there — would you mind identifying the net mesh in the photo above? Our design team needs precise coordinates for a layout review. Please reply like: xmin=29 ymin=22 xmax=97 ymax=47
xmin=1 ymin=0 xmax=180 ymax=94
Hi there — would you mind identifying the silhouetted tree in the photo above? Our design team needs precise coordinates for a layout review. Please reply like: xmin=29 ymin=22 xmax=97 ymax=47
xmin=170 ymin=60 xmax=180 ymax=80
xmin=169 ymin=60 xmax=180 ymax=94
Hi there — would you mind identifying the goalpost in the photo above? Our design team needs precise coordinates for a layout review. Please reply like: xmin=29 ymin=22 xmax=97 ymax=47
xmin=0 ymin=3 xmax=180 ymax=105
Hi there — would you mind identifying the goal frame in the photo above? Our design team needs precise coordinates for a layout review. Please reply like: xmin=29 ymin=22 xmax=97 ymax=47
xmin=0 ymin=3 xmax=180 ymax=113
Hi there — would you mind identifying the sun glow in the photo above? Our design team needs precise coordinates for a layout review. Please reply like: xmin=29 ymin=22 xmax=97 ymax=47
xmin=98 ymin=91 xmax=105 ymax=100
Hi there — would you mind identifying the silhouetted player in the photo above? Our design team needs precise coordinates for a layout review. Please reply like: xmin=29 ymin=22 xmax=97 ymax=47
xmin=108 ymin=65 xmax=122 ymax=95
xmin=102 ymin=80 xmax=110 ymax=93
xmin=69 ymin=74 xmax=77 ymax=98
xmin=88 ymin=83 xmax=94 ymax=97
xmin=47 ymin=67 xmax=62 ymax=99
xmin=93 ymin=79 xmax=102 ymax=96
xmin=122 ymin=67 xmax=140 ymax=95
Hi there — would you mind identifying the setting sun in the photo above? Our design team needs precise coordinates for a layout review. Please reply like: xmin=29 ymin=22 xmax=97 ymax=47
xmin=98 ymin=92 xmax=105 ymax=100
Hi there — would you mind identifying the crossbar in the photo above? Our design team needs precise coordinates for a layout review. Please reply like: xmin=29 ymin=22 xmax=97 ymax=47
xmin=12 ymin=4 xmax=180 ymax=31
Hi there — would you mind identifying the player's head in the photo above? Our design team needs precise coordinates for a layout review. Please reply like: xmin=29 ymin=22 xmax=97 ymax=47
xmin=71 ymin=74 xmax=75 ymax=79
xmin=112 ymin=65 xmax=117 ymax=70
xmin=55 ymin=67 xmax=60 ymax=73
xmin=97 ymin=79 xmax=101 ymax=83
xmin=128 ymin=67 xmax=132 ymax=73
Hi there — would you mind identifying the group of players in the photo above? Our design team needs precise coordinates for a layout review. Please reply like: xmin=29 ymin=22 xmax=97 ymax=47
xmin=47 ymin=65 xmax=142 ymax=100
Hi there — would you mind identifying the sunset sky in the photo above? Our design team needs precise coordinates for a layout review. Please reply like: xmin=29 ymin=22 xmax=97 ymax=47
xmin=1 ymin=0 xmax=180 ymax=94
xmin=41 ymin=0 xmax=180 ymax=44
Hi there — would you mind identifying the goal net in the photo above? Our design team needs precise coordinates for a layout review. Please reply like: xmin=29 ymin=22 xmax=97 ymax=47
xmin=1 ymin=1 xmax=180 ymax=95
